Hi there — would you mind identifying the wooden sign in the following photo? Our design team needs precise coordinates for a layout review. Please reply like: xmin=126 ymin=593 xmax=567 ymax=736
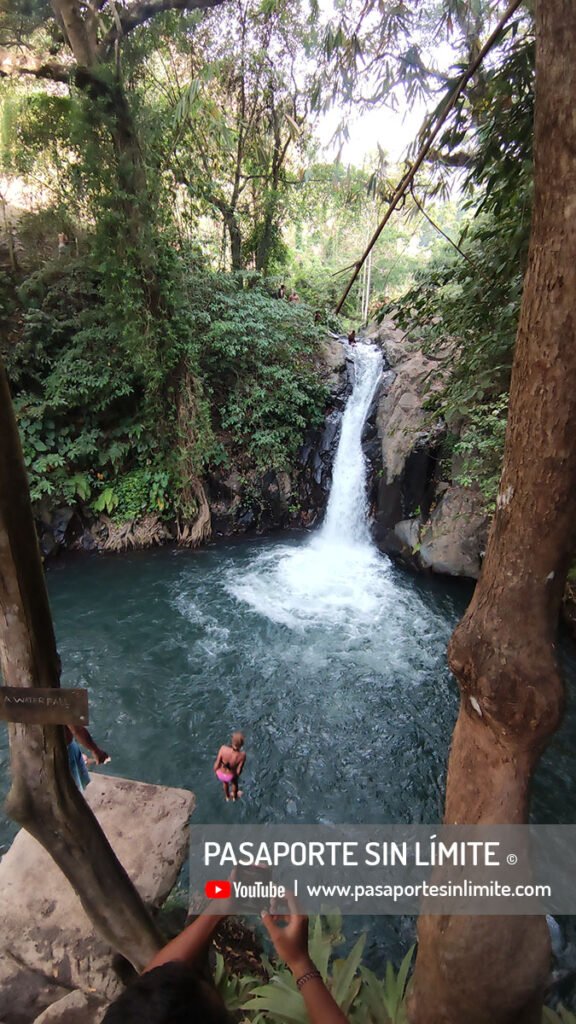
xmin=0 ymin=687 xmax=89 ymax=726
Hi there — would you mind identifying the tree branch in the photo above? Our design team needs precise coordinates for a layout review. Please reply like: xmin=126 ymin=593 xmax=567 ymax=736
xmin=97 ymin=0 xmax=226 ymax=57
xmin=0 ymin=49 xmax=72 ymax=82
xmin=335 ymin=0 xmax=524 ymax=314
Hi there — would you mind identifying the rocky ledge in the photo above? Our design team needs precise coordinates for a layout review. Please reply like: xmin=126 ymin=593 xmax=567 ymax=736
xmin=0 ymin=774 xmax=195 ymax=1024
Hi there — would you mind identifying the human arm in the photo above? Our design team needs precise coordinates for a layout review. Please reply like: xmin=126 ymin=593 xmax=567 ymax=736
xmin=236 ymin=752 xmax=246 ymax=777
xmin=213 ymin=747 xmax=224 ymax=772
xmin=68 ymin=725 xmax=109 ymax=764
xmin=261 ymin=896 xmax=349 ymax=1024
xmin=142 ymin=906 xmax=227 ymax=974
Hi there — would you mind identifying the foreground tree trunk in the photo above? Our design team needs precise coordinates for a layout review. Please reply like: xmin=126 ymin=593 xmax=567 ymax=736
xmin=0 ymin=364 xmax=162 ymax=970
xmin=410 ymin=3 xmax=576 ymax=1022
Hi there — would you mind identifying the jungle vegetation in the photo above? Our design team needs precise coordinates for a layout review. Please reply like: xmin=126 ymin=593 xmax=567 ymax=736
xmin=0 ymin=0 xmax=521 ymax=529
xmin=5 ymin=3 xmax=576 ymax=1024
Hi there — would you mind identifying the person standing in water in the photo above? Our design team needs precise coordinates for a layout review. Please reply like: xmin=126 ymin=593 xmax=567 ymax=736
xmin=213 ymin=732 xmax=245 ymax=802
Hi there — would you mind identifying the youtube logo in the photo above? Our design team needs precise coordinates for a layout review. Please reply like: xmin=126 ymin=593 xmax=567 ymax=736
xmin=205 ymin=880 xmax=231 ymax=899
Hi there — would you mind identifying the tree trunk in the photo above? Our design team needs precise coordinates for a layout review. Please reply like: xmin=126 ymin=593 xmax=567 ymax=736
xmin=0 ymin=363 xmax=163 ymax=971
xmin=226 ymin=211 xmax=243 ymax=272
xmin=50 ymin=0 xmax=159 ymax=304
xmin=74 ymin=67 xmax=161 ymax=307
xmin=175 ymin=367 xmax=212 ymax=547
xmin=255 ymin=207 xmax=276 ymax=274
xmin=409 ymin=3 xmax=576 ymax=1022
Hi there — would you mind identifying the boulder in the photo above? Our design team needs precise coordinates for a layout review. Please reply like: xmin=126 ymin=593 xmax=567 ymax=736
xmin=0 ymin=951 xmax=70 ymax=1024
xmin=374 ymin=318 xmax=417 ymax=367
xmin=318 ymin=337 xmax=346 ymax=388
xmin=382 ymin=518 xmax=422 ymax=564
xmin=33 ymin=991 xmax=107 ymax=1024
xmin=418 ymin=485 xmax=489 ymax=578
xmin=0 ymin=775 xmax=195 ymax=1016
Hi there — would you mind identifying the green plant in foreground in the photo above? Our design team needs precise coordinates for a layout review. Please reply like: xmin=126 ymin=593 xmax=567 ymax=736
xmin=215 ymin=912 xmax=571 ymax=1024
xmin=216 ymin=913 xmax=414 ymax=1023
xmin=543 ymin=1009 xmax=576 ymax=1024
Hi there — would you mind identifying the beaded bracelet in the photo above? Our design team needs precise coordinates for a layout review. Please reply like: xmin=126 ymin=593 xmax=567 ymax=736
xmin=296 ymin=968 xmax=322 ymax=990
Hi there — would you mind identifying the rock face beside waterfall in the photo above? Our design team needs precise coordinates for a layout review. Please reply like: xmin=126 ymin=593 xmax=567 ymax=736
xmin=369 ymin=320 xmax=488 ymax=579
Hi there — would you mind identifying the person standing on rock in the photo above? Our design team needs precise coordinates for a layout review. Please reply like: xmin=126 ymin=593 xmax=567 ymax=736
xmin=213 ymin=731 xmax=245 ymax=802
xmin=54 ymin=652 xmax=109 ymax=791
xmin=65 ymin=724 xmax=110 ymax=792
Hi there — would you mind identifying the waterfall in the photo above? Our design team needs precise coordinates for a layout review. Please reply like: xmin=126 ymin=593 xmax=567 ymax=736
xmin=320 ymin=342 xmax=383 ymax=547
xmin=226 ymin=339 xmax=388 ymax=628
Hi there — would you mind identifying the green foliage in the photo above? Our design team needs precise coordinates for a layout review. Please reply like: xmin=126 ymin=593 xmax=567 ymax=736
xmin=92 ymin=467 xmax=175 ymax=520
xmin=543 ymin=1010 xmax=576 ymax=1024
xmin=1 ymin=92 xmax=74 ymax=175
xmin=5 ymin=258 xmax=326 ymax=518
xmin=191 ymin=274 xmax=328 ymax=471
xmin=215 ymin=917 xmax=564 ymax=1024
xmin=386 ymin=32 xmax=534 ymax=506
xmin=214 ymin=913 xmax=414 ymax=1023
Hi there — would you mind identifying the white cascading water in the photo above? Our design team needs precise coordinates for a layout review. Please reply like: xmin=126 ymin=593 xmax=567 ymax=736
xmin=226 ymin=340 xmax=392 ymax=628
xmin=319 ymin=342 xmax=383 ymax=547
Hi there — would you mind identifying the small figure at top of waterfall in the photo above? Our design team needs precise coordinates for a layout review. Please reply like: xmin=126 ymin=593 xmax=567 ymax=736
xmin=277 ymin=283 xmax=286 ymax=299
xmin=347 ymin=329 xmax=357 ymax=346
xmin=213 ymin=731 xmax=246 ymax=802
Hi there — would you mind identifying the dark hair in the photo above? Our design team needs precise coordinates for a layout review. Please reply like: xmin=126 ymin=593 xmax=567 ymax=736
xmin=102 ymin=963 xmax=231 ymax=1024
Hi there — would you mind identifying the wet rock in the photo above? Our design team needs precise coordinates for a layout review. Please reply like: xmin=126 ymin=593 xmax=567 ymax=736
xmin=376 ymin=352 xmax=444 ymax=490
xmin=382 ymin=519 xmax=422 ymax=564
xmin=38 ymin=507 xmax=78 ymax=557
xmin=0 ymin=775 xmax=195 ymax=1008
xmin=368 ymin=321 xmax=445 ymax=549
xmin=365 ymin=320 xmax=491 ymax=580
xmin=382 ymin=488 xmax=488 ymax=578
xmin=418 ymin=486 xmax=489 ymax=577
xmin=375 ymin=318 xmax=418 ymax=367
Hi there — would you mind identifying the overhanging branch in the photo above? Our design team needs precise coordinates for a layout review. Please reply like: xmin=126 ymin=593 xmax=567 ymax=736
xmin=334 ymin=0 xmax=524 ymax=315
xmin=98 ymin=0 xmax=226 ymax=56
xmin=0 ymin=50 xmax=72 ymax=82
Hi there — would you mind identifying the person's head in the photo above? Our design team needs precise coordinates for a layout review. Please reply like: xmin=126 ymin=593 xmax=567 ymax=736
xmin=231 ymin=731 xmax=244 ymax=750
xmin=102 ymin=963 xmax=232 ymax=1024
